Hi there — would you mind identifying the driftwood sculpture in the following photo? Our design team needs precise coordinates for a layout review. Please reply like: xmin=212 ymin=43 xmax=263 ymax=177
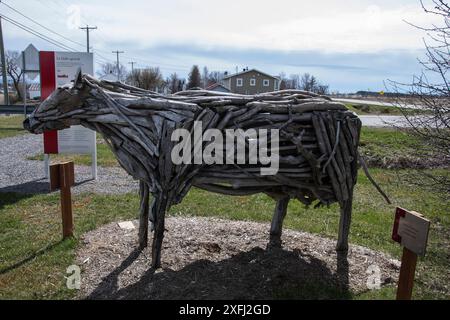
xmin=24 ymin=73 xmax=363 ymax=268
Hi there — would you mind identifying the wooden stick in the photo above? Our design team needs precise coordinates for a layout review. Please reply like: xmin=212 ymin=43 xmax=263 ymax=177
xmin=397 ymin=247 xmax=418 ymax=300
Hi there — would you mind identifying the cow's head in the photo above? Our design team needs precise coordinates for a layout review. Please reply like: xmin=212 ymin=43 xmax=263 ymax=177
xmin=24 ymin=70 xmax=90 ymax=134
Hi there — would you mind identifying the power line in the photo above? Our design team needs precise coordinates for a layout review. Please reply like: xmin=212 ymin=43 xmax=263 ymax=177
xmin=0 ymin=0 xmax=85 ymax=49
xmin=24 ymin=0 xmax=191 ymax=73
xmin=0 ymin=14 xmax=75 ymax=51
xmin=2 ymin=0 xmax=118 ymax=74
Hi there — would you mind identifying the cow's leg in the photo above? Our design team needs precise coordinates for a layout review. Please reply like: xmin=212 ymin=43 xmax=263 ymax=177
xmin=138 ymin=181 xmax=150 ymax=250
xmin=268 ymin=196 xmax=290 ymax=249
xmin=151 ymin=193 xmax=167 ymax=268
xmin=336 ymin=197 xmax=353 ymax=252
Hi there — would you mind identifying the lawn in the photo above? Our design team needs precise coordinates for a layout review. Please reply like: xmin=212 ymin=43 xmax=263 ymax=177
xmin=0 ymin=115 xmax=27 ymax=139
xmin=1 ymin=113 xmax=448 ymax=299
xmin=27 ymin=141 xmax=118 ymax=167
xmin=0 ymin=169 xmax=448 ymax=299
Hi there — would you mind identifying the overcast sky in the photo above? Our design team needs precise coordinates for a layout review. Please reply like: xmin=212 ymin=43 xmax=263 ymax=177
xmin=1 ymin=0 xmax=442 ymax=92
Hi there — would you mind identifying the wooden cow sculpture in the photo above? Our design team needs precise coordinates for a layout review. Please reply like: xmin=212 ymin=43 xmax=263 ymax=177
xmin=24 ymin=73 xmax=363 ymax=268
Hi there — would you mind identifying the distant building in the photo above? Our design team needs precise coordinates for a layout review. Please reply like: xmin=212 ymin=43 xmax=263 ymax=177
xmin=205 ymin=83 xmax=230 ymax=93
xmin=99 ymin=71 xmax=118 ymax=82
xmin=27 ymin=83 xmax=40 ymax=99
xmin=220 ymin=68 xmax=280 ymax=94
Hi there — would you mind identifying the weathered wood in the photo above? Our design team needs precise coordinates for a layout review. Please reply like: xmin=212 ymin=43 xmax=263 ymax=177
xmin=138 ymin=181 xmax=150 ymax=249
xmin=24 ymin=73 xmax=376 ymax=268
xmin=336 ymin=197 xmax=353 ymax=252
xmin=268 ymin=196 xmax=290 ymax=248
xmin=396 ymin=247 xmax=418 ymax=300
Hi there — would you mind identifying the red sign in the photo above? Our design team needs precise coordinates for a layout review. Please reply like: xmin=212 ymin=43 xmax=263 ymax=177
xmin=40 ymin=51 xmax=58 ymax=153
xmin=392 ymin=207 xmax=406 ymax=243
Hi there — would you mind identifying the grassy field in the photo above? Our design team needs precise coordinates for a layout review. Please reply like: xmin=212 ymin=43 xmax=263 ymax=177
xmin=0 ymin=112 xmax=448 ymax=299
xmin=0 ymin=169 xmax=448 ymax=299
xmin=0 ymin=115 xmax=27 ymax=139
xmin=27 ymin=142 xmax=118 ymax=167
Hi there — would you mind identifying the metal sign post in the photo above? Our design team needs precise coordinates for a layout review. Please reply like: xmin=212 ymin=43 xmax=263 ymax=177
xmin=22 ymin=52 xmax=26 ymax=117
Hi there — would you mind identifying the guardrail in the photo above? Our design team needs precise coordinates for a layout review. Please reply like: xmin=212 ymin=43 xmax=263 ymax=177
xmin=0 ymin=105 xmax=37 ymax=115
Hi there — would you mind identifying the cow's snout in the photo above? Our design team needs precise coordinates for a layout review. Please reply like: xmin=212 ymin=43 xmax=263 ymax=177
xmin=23 ymin=116 xmax=42 ymax=133
xmin=23 ymin=117 xmax=31 ymax=131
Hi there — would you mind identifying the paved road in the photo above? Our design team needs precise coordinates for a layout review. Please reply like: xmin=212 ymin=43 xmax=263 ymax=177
xmin=359 ymin=115 xmax=411 ymax=127
xmin=334 ymin=98 xmax=422 ymax=110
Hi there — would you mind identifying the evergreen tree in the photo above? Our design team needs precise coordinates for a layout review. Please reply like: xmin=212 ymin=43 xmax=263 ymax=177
xmin=187 ymin=65 xmax=201 ymax=89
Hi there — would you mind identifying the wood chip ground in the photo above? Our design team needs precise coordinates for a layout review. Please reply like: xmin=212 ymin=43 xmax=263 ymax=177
xmin=76 ymin=217 xmax=400 ymax=300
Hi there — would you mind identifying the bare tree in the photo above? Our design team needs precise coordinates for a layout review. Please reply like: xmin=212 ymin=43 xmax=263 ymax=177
xmin=279 ymin=72 xmax=329 ymax=93
xmin=388 ymin=0 xmax=450 ymax=195
xmin=127 ymin=69 xmax=141 ymax=87
xmin=0 ymin=51 xmax=24 ymax=101
xmin=187 ymin=65 xmax=201 ymax=89
xmin=299 ymin=73 xmax=318 ymax=92
xmin=278 ymin=72 xmax=290 ymax=90
xmin=208 ymin=71 xmax=225 ymax=84
xmin=202 ymin=66 xmax=209 ymax=88
xmin=97 ymin=62 xmax=127 ymax=82
xmin=316 ymin=84 xmax=330 ymax=95
xmin=168 ymin=72 xmax=184 ymax=93
xmin=138 ymin=67 xmax=164 ymax=91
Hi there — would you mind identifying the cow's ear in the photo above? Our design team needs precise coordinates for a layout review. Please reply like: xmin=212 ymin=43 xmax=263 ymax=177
xmin=74 ymin=68 xmax=83 ymax=89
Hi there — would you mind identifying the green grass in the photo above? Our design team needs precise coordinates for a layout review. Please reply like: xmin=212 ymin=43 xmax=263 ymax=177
xmin=0 ymin=115 xmax=27 ymax=139
xmin=345 ymin=103 xmax=425 ymax=116
xmin=0 ymin=193 xmax=137 ymax=299
xmin=0 ymin=169 xmax=448 ymax=299
xmin=27 ymin=142 xmax=118 ymax=167
xmin=359 ymin=127 xmax=422 ymax=158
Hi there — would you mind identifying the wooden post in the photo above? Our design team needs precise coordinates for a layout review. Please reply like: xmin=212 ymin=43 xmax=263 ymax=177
xmin=50 ymin=161 xmax=75 ymax=239
xmin=396 ymin=247 xmax=418 ymax=300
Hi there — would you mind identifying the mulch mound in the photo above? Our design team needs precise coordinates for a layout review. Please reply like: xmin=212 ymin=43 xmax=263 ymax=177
xmin=76 ymin=217 xmax=400 ymax=300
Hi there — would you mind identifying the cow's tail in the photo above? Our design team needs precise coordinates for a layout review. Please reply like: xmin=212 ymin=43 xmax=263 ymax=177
xmin=358 ymin=153 xmax=392 ymax=205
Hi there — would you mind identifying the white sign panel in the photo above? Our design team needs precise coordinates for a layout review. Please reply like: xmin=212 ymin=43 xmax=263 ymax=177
xmin=397 ymin=210 xmax=430 ymax=256
xmin=58 ymin=125 xmax=96 ymax=155
xmin=42 ymin=51 xmax=97 ymax=179
xmin=55 ymin=52 xmax=94 ymax=87
xmin=18 ymin=44 xmax=40 ymax=80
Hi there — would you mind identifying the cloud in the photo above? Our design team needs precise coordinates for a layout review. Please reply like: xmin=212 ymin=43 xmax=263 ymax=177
xmin=2 ymin=0 xmax=439 ymax=91
xmin=73 ymin=0 xmax=438 ymax=53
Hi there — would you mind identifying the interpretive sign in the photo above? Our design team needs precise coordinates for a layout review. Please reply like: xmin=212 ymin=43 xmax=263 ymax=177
xmin=392 ymin=207 xmax=430 ymax=256
xmin=392 ymin=207 xmax=431 ymax=300
xmin=40 ymin=51 xmax=97 ymax=179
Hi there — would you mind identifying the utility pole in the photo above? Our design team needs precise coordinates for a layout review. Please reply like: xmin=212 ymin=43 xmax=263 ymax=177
xmin=79 ymin=25 xmax=97 ymax=53
xmin=128 ymin=61 xmax=136 ymax=73
xmin=0 ymin=14 xmax=10 ymax=105
xmin=127 ymin=62 xmax=136 ymax=86
xmin=112 ymin=50 xmax=124 ymax=81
